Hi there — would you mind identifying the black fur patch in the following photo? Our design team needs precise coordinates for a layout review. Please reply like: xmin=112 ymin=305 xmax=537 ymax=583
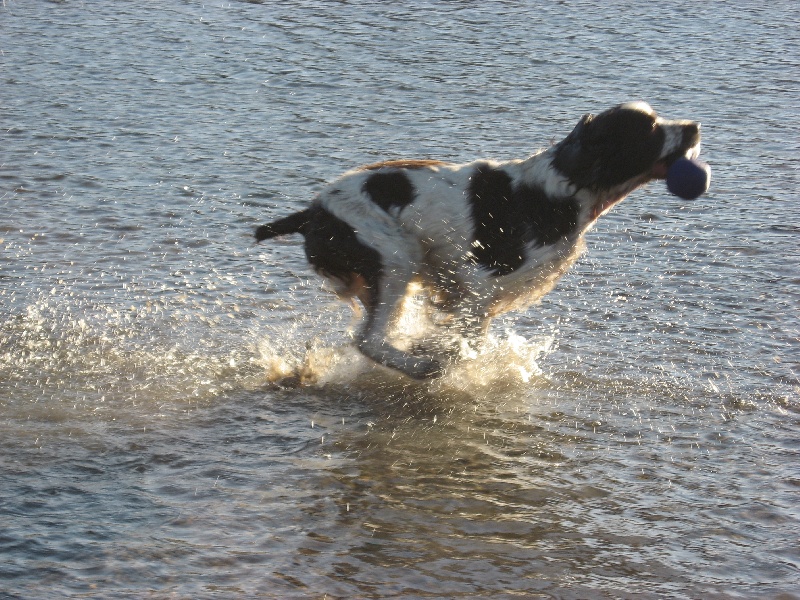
xmin=554 ymin=106 xmax=665 ymax=189
xmin=518 ymin=183 xmax=581 ymax=246
xmin=468 ymin=166 xmax=523 ymax=276
xmin=468 ymin=165 xmax=580 ymax=276
xmin=303 ymin=207 xmax=383 ymax=307
xmin=362 ymin=171 xmax=416 ymax=213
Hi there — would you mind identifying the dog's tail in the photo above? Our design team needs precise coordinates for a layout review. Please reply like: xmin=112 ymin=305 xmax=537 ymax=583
xmin=254 ymin=208 xmax=313 ymax=242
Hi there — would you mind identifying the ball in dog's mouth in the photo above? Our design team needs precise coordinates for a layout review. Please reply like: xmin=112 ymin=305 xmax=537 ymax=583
xmin=665 ymin=157 xmax=711 ymax=200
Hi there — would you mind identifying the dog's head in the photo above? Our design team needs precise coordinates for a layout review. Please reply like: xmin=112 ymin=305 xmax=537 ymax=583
xmin=553 ymin=102 xmax=701 ymax=206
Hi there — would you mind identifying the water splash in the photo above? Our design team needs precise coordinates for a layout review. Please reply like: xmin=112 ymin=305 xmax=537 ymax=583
xmin=255 ymin=322 xmax=557 ymax=395
xmin=0 ymin=294 xmax=266 ymax=412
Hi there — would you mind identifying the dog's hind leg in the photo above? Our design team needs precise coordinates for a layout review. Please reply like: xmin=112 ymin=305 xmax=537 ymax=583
xmin=301 ymin=205 xmax=440 ymax=379
xmin=357 ymin=266 xmax=444 ymax=380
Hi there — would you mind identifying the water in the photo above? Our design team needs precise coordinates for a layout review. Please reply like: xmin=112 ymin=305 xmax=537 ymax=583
xmin=1 ymin=1 xmax=798 ymax=597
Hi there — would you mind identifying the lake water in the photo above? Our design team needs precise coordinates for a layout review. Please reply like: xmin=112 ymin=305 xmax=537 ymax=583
xmin=1 ymin=1 xmax=798 ymax=598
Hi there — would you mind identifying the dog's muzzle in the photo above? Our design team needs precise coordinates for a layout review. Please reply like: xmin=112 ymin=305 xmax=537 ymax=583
xmin=651 ymin=122 xmax=701 ymax=179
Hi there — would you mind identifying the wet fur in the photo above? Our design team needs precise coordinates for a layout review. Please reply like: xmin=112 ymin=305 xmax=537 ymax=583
xmin=255 ymin=102 xmax=701 ymax=379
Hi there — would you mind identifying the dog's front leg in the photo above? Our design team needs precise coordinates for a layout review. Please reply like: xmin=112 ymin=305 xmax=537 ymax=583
xmin=357 ymin=269 xmax=443 ymax=380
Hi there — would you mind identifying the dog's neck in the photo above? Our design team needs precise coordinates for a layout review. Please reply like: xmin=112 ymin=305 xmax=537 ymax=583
xmin=518 ymin=146 xmax=649 ymax=232
xmin=518 ymin=147 xmax=577 ymax=198
xmin=517 ymin=148 xmax=598 ymax=233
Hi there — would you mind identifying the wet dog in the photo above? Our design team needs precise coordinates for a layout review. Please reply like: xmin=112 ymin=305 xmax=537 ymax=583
xmin=255 ymin=102 xmax=701 ymax=379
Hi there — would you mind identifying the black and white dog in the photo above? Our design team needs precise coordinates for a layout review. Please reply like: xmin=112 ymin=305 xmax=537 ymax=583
xmin=255 ymin=102 xmax=701 ymax=379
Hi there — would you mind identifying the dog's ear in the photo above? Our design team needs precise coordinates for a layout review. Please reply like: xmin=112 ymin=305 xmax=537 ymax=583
xmin=553 ymin=113 xmax=596 ymax=189
xmin=571 ymin=113 xmax=593 ymax=139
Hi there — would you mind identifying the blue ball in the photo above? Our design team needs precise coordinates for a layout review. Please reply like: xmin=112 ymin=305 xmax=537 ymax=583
xmin=666 ymin=158 xmax=711 ymax=200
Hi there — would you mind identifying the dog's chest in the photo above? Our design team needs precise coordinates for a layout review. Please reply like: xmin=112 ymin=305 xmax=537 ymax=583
xmin=483 ymin=236 xmax=586 ymax=314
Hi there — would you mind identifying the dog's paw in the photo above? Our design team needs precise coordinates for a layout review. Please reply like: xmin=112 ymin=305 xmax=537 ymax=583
xmin=410 ymin=337 xmax=460 ymax=360
xmin=406 ymin=357 xmax=445 ymax=380
xmin=412 ymin=336 xmax=481 ymax=365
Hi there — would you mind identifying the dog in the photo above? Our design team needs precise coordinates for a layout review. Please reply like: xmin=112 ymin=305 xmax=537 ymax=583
xmin=255 ymin=102 xmax=701 ymax=380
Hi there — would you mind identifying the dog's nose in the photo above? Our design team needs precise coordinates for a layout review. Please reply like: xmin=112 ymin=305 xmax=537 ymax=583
xmin=683 ymin=122 xmax=701 ymax=147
